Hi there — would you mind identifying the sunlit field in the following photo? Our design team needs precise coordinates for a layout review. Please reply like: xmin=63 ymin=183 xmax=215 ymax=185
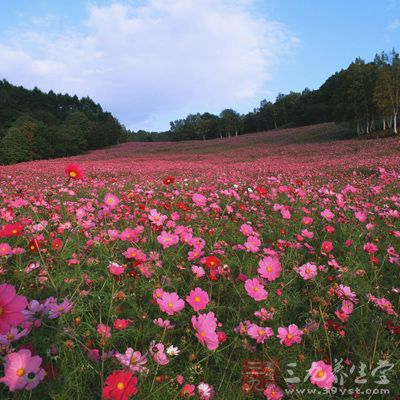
xmin=0 ymin=124 xmax=399 ymax=399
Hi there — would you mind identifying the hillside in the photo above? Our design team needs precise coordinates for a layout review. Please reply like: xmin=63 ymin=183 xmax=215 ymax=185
xmin=1 ymin=123 xmax=399 ymax=180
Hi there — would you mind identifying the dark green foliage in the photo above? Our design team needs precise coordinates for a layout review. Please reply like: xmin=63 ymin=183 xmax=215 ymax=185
xmin=0 ymin=80 xmax=125 ymax=164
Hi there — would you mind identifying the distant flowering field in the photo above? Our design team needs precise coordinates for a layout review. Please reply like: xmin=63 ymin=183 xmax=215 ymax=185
xmin=0 ymin=126 xmax=399 ymax=399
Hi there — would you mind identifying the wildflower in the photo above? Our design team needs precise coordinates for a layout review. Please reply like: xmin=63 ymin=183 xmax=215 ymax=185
xmin=113 ymin=319 xmax=132 ymax=330
xmin=48 ymin=298 xmax=72 ymax=319
xmin=246 ymin=323 xmax=273 ymax=343
xmin=363 ymin=242 xmax=378 ymax=254
xmin=181 ymin=383 xmax=195 ymax=397
xmin=197 ymin=382 xmax=215 ymax=399
xmin=186 ymin=287 xmax=209 ymax=312
xmin=102 ymin=370 xmax=138 ymax=400
xmin=157 ymin=292 xmax=185 ymax=315
xmin=0 ymin=222 xmax=24 ymax=238
xmin=97 ymin=324 xmax=111 ymax=338
xmin=192 ymin=312 xmax=219 ymax=350
xmin=65 ymin=163 xmax=84 ymax=180
xmin=277 ymin=324 xmax=303 ymax=346
xmin=263 ymin=384 xmax=283 ymax=400
xmin=115 ymin=349 xmax=147 ymax=373
xmin=321 ymin=241 xmax=333 ymax=253
xmin=192 ymin=193 xmax=207 ymax=206
xmin=244 ymin=236 xmax=261 ymax=253
xmin=204 ymin=256 xmax=220 ymax=270
xmin=166 ymin=345 xmax=180 ymax=356
xmin=104 ymin=193 xmax=120 ymax=208
xmin=149 ymin=341 xmax=169 ymax=365
xmin=0 ymin=349 xmax=45 ymax=391
xmin=108 ymin=262 xmax=125 ymax=276
xmin=163 ymin=176 xmax=175 ymax=185
xmin=297 ymin=262 xmax=318 ymax=280
xmin=257 ymin=256 xmax=282 ymax=281
xmin=157 ymin=231 xmax=179 ymax=249
xmin=0 ymin=284 xmax=27 ymax=334
xmin=308 ymin=360 xmax=335 ymax=389
xmin=149 ymin=209 xmax=167 ymax=226
xmin=320 ymin=209 xmax=334 ymax=221
xmin=153 ymin=318 xmax=175 ymax=329
xmin=244 ymin=278 xmax=268 ymax=301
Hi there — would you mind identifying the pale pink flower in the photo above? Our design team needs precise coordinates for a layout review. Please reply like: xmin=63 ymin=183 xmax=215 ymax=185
xmin=192 ymin=193 xmax=207 ymax=207
xmin=103 ymin=193 xmax=120 ymax=208
xmin=246 ymin=323 xmax=273 ymax=343
xmin=321 ymin=209 xmax=334 ymax=221
xmin=157 ymin=231 xmax=179 ymax=249
xmin=115 ymin=348 xmax=148 ymax=373
xmin=309 ymin=360 xmax=335 ymax=389
xmin=149 ymin=209 xmax=167 ymax=226
xmin=244 ymin=278 xmax=268 ymax=301
xmin=0 ymin=284 xmax=27 ymax=334
xmin=297 ymin=262 xmax=318 ymax=280
xmin=244 ymin=236 xmax=261 ymax=253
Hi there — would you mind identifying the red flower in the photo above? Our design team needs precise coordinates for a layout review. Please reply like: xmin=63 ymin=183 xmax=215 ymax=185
xmin=102 ymin=370 xmax=138 ymax=400
xmin=163 ymin=176 xmax=175 ymax=185
xmin=204 ymin=256 xmax=220 ymax=270
xmin=51 ymin=238 xmax=63 ymax=251
xmin=65 ymin=163 xmax=84 ymax=180
xmin=0 ymin=222 xmax=24 ymax=238
xmin=28 ymin=239 xmax=41 ymax=252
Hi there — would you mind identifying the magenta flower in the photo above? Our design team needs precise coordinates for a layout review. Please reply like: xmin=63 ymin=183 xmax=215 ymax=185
xmin=157 ymin=292 xmax=185 ymax=315
xmin=257 ymin=256 xmax=282 ymax=281
xmin=186 ymin=287 xmax=209 ymax=312
xmin=0 ymin=284 xmax=28 ymax=334
xmin=48 ymin=298 xmax=72 ymax=319
xmin=0 ymin=349 xmax=45 ymax=391
xmin=244 ymin=278 xmax=268 ymax=301
xmin=0 ymin=243 xmax=12 ymax=256
xmin=191 ymin=312 xmax=219 ymax=350
xmin=309 ymin=360 xmax=335 ymax=389
xmin=157 ymin=231 xmax=179 ymax=249
xmin=108 ymin=262 xmax=125 ymax=276
xmin=192 ymin=193 xmax=207 ymax=207
xmin=246 ymin=323 xmax=274 ymax=343
xmin=297 ymin=262 xmax=318 ymax=280
xmin=97 ymin=323 xmax=111 ymax=338
xmin=277 ymin=324 xmax=303 ymax=346
xmin=263 ymin=384 xmax=284 ymax=399
xmin=149 ymin=341 xmax=169 ymax=365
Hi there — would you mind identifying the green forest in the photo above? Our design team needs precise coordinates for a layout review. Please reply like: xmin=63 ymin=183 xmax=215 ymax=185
xmin=1 ymin=50 xmax=399 ymax=164
xmin=0 ymin=81 xmax=127 ymax=164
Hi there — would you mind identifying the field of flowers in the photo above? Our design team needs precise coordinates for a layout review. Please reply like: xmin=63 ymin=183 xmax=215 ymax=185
xmin=0 ymin=124 xmax=399 ymax=399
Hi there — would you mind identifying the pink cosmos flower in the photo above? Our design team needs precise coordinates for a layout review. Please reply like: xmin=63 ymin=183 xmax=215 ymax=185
xmin=191 ymin=312 xmax=219 ymax=350
xmin=257 ymin=256 xmax=282 ymax=281
xmin=192 ymin=265 xmax=206 ymax=278
xmin=186 ymin=287 xmax=209 ymax=312
xmin=321 ymin=209 xmax=334 ymax=221
xmin=0 ymin=243 xmax=12 ymax=256
xmin=246 ymin=323 xmax=274 ymax=343
xmin=0 ymin=349 xmax=46 ymax=391
xmin=321 ymin=241 xmax=333 ymax=253
xmin=108 ymin=262 xmax=125 ymax=276
xmin=103 ymin=193 xmax=120 ymax=208
xmin=301 ymin=216 xmax=313 ymax=225
xmin=149 ymin=341 xmax=169 ymax=365
xmin=192 ymin=193 xmax=207 ymax=207
xmin=309 ymin=360 xmax=335 ymax=389
xmin=244 ymin=278 xmax=268 ymax=301
xmin=115 ymin=348 xmax=148 ymax=373
xmin=148 ymin=209 xmax=167 ymax=226
xmin=277 ymin=324 xmax=304 ymax=346
xmin=197 ymin=382 xmax=215 ymax=399
xmin=157 ymin=292 xmax=185 ymax=315
xmin=240 ymin=224 xmax=254 ymax=236
xmin=153 ymin=318 xmax=175 ymax=329
xmin=48 ymin=298 xmax=72 ymax=319
xmin=0 ymin=284 xmax=28 ymax=334
xmin=336 ymin=284 xmax=358 ymax=303
xmin=97 ymin=324 xmax=111 ymax=338
xmin=363 ymin=242 xmax=378 ymax=254
xmin=263 ymin=384 xmax=284 ymax=400
xmin=157 ymin=231 xmax=179 ymax=249
xmin=297 ymin=262 xmax=318 ymax=280
xmin=244 ymin=236 xmax=261 ymax=253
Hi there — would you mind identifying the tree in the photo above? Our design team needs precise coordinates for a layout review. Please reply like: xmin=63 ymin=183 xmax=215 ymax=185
xmin=0 ymin=127 xmax=30 ymax=164
xmin=219 ymin=109 xmax=241 ymax=137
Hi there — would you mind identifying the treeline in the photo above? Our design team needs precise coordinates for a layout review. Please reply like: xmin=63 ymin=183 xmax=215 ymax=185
xmin=0 ymin=80 xmax=127 ymax=164
xmin=128 ymin=49 xmax=400 ymax=141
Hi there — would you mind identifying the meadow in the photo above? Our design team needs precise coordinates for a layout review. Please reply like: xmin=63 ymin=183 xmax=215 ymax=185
xmin=0 ymin=123 xmax=399 ymax=399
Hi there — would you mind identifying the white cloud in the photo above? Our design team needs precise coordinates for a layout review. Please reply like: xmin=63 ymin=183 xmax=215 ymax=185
xmin=387 ymin=18 xmax=400 ymax=31
xmin=0 ymin=1 xmax=298 ymax=130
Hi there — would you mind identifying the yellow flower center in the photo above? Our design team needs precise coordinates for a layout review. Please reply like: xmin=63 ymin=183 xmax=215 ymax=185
xmin=167 ymin=302 xmax=174 ymax=308
xmin=258 ymin=330 xmax=265 ymax=336
xmin=287 ymin=333 xmax=294 ymax=340
xmin=69 ymin=171 xmax=77 ymax=178
xmin=107 ymin=198 xmax=114 ymax=204
xmin=58 ymin=307 xmax=64 ymax=312
xmin=317 ymin=370 xmax=325 ymax=378
xmin=201 ymin=331 xmax=206 ymax=337
xmin=266 ymin=267 xmax=272 ymax=272
xmin=130 ymin=356 xmax=138 ymax=365
xmin=12 ymin=229 xmax=17 ymax=234
xmin=16 ymin=368 xmax=25 ymax=377
xmin=117 ymin=382 xmax=125 ymax=390
xmin=194 ymin=296 xmax=201 ymax=302
xmin=253 ymin=286 xmax=259 ymax=292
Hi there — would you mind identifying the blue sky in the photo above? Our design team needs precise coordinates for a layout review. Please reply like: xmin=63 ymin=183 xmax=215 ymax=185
xmin=0 ymin=0 xmax=399 ymax=131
